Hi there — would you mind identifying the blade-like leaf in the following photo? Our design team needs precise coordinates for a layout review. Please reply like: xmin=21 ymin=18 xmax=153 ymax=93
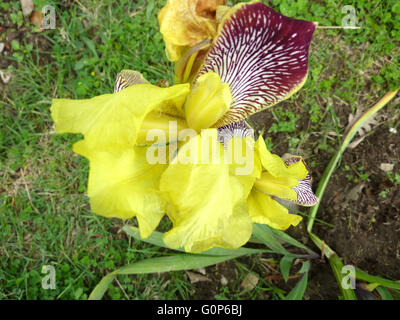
xmin=355 ymin=268 xmax=400 ymax=291
xmin=271 ymin=228 xmax=315 ymax=255
xmin=284 ymin=273 xmax=308 ymax=300
xmin=123 ymin=225 xmax=272 ymax=256
xmin=307 ymin=89 xmax=400 ymax=232
xmin=279 ymin=256 xmax=294 ymax=282
xmin=89 ymin=253 xmax=240 ymax=300
xmin=252 ymin=223 xmax=290 ymax=255
xmin=328 ymin=253 xmax=357 ymax=300
xmin=376 ymin=286 xmax=394 ymax=300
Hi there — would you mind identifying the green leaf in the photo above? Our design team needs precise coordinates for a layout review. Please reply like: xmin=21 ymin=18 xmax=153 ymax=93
xmin=89 ymin=253 xmax=239 ymax=300
xmin=252 ymin=223 xmax=291 ymax=255
xmin=297 ymin=261 xmax=310 ymax=274
xmin=376 ymin=286 xmax=393 ymax=300
xmin=285 ymin=273 xmax=308 ymax=300
xmin=328 ymin=254 xmax=357 ymax=300
xmin=89 ymin=273 xmax=117 ymax=300
xmin=280 ymin=256 xmax=294 ymax=282
xmin=355 ymin=268 xmax=400 ymax=291
xmin=307 ymin=89 xmax=400 ymax=233
xmin=271 ymin=228 xmax=315 ymax=255
xmin=122 ymin=225 xmax=272 ymax=256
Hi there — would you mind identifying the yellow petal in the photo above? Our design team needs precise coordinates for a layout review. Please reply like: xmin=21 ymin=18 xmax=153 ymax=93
xmin=159 ymin=129 xmax=254 ymax=253
xmin=73 ymin=140 xmax=168 ymax=238
xmin=51 ymin=83 xmax=190 ymax=151
xmin=136 ymin=112 xmax=189 ymax=145
xmin=158 ymin=0 xmax=225 ymax=62
xmin=248 ymin=189 xmax=302 ymax=230
xmin=254 ymin=171 xmax=298 ymax=201
xmin=255 ymin=136 xmax=308 ymax=179
xmin=184 ymin=72 xmax=232 ymax=131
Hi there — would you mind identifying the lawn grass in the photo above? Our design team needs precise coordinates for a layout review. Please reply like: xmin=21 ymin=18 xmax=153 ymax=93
xmin=1 ymin=0 xmax=399 ymax=299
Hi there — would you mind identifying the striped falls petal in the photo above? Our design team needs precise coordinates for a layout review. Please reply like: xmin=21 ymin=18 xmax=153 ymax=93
xmin=285 ymin=156 xmax=318 ymax=206
xmin=253 ymin=135 xmax=318 ymax=207
xmin=197 ymin=1 xmax=316 ymax=126
xmin=113 ymin=70 xmax=149 ymax=93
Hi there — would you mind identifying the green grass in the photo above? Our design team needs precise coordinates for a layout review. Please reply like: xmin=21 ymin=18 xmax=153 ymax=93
xmin=1 ymin=0 xmax=399 ymax=299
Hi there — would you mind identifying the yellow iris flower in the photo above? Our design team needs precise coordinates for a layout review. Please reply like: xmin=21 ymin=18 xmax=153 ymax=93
xmin=50 ymin=1 xmax=318 ymax=252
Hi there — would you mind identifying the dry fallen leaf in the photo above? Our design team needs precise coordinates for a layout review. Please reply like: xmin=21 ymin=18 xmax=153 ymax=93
xmin=0 ymin=42 xmax=4 ymax=53
xmin=30 ymin=10 xmax=44 ymax=33
xmin=346 ymin=106 xmax=378 ymax=150
xmin=20 ymin=0 xmax=34 ymax=17
xmin=240 ymin=273 xmax=259 ymax=291
xmin=194 ymin=267 xmax=206 ymax=275
xmin=380 ymin=163 xmax=394 ymax=172
xmin=185 ymin=271 xmax=211 ymax=284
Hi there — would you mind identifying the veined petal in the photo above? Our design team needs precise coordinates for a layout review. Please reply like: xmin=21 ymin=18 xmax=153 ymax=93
xmin=248 ymin=189 xmax=302 ymax=230
xmin=285 ymin=157 xmax=319 ymax=206
xmin=254 ymin=137 xmax=318 ymax=206
xmin=159 ymin=129 xmax=256 ymax=253
xmin=217 ymin=120 xmax=254 ymax=147
xmin=197 ymin=2 xmax=316 ymax=126
xmin=73 ymin=140 xmax=167 ymax=238
xmin=113 ymin=70 xmax=149 ymax=93
xmin=50 ymin=83 xmax=190 ymax=151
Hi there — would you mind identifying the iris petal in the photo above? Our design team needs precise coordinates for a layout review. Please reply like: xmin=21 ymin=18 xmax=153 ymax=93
xmin=248 ymin=189 xmax=302 ymax=230
xmin=50 ymin=83 xmax=190 ymax=151
xmin=159 ymin=129 xmax=258 ymax=253
xmin=285 ymin=157 xmax=319 ymax=206
xmin=197 ymin=2 xmax=316 ymax=126
xmin=113 ymin=70 xmax=149 ymax=93
xmin=255 ymin=135 xmax=308 ymax=179
xmin=254 ymin=136 xmax=318 ymax=207
xmin=73 ymin=140 xmax=168 ymax=238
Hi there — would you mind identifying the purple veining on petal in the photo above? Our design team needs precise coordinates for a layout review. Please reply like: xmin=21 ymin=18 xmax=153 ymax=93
xmin=198 ymin=2 xmax=316 ymax=126
xmin=285 ymin=157 xmax=318 ymax=206
xmin=113 ymin=71 xmax=149 ymax=93
xmin=113 ymin=73 xmax=127 ymax=93
xmin=217 ymin=120 xmax=254 ymax=147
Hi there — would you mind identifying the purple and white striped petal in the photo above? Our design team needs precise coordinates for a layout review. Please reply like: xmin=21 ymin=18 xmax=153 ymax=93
xmin=198 ymin=2 xmax=316 ymax=126
xmin=217 ymin=120 xmax=254 ymax=148
xmin=113 ymin=70 xmax=149 ymax=93
xmin=285 ymin=157 xmax=318 ymax=206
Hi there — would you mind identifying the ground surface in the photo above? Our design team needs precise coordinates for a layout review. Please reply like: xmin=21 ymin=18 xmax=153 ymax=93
xmin=1 ymin=0 xmax=399 ymax=299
